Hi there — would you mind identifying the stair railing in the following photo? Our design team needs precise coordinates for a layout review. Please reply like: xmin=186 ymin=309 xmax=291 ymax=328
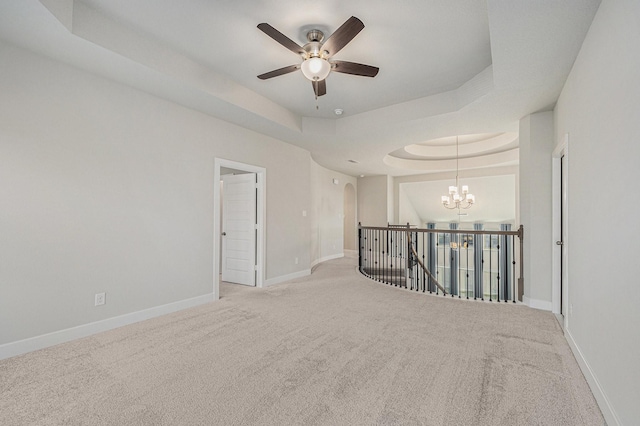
xmin=358 ymin=223 xmax=524 ymax=303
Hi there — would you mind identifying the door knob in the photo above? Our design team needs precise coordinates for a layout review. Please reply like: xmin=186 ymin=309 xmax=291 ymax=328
xmin=556 ymin=240 xmax=563 ymax=245
xmin=222 ymin=232 xmax=226 ymax=236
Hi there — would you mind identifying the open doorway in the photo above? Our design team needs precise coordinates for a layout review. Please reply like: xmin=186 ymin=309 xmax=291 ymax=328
xmin=214 ymin=159 xmax=266 ymax=300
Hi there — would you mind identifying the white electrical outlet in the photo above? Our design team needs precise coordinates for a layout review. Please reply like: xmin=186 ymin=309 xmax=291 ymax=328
xmin=295 ymin=257 xmax=299 ymax=265
xmin=95 ymin=292 xmax=106 ymax=306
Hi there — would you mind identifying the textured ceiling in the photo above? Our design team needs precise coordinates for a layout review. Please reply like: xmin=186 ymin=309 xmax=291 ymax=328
xmin=0 ymin=0 xmax=601 ymax=177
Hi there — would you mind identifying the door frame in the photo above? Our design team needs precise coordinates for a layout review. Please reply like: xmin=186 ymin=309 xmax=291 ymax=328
xmin=214 ymin=158 xmax=266 ymax=300
xmin=552 ymin=134 xmax=569 ymax=327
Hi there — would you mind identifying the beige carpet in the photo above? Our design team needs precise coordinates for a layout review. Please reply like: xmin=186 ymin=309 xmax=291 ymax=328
xmin=1 ymin=256 xmax=604 ymax=425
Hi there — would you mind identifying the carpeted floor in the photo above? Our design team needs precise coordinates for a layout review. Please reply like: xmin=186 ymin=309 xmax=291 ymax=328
xmin=0 ymin=256 xmax=605 ymax=425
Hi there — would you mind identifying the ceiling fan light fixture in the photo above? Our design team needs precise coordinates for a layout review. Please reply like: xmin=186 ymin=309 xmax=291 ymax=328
xmin=301 ymin=57 xmax=331 ymax=81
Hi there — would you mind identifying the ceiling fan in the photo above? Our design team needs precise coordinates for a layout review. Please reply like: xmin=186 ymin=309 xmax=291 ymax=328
xmin=257 ymin=16 xmax=379 ymax=98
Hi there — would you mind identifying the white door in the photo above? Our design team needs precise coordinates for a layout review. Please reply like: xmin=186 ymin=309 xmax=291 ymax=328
xmin=222 ymin=173 xmax=257 ymax=286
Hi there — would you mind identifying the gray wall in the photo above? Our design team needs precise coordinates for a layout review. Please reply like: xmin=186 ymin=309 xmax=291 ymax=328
xmin=0 ymin=42 xmax=311 ymax=345
xmin=519 ymin=112 xmax=554 ymax=308
xmin=554 ymin=0 xmax=640 ymax=423
xmin=398 ymin=185 xmax=422 ymax=226
xmin=393 ymin=166 xmax=520 ymax=226
xmin=357 ymin=175 xmax=391 ymax=226
xmin=309 ymin=160 xmax=357 ymax=264
xmin=343 ymin=183 xmax=356 ymax=251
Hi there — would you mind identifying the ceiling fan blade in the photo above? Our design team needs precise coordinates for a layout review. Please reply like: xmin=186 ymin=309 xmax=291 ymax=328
xmin=312 ymin=79 xmax=327 ymax=97
xmin=257 ymin=65 xmax=299 ymax=80
xmin=257 ymin=23 xmax=305 ymax=56
xmin=331 ymin=60 xmax=379 ymax=77
xmin=321 ymin=16 xmax=365 ymax=58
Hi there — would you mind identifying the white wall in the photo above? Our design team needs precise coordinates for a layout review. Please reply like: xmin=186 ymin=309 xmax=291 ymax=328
xmin=393 ymin=166 xmax=519 ymax=226
xmin=398 ymin=185 xmax=423 ymax=226
xmin=343 ymin=183 xmax=357 ymax=251
xmin=357 ymin=175 xmax=391 ymax=226
xmin=386 ymin=175 xmax=395 ymax=224
xmin=0 ymin=42 xmax=311 ymax=347
xmin=309 ymin=160 xmax=357 ymax=265
xmin=519 ymin=112 xmax=554 ymax=309
xmin=554 ymin=0 xmax=640 ymax=423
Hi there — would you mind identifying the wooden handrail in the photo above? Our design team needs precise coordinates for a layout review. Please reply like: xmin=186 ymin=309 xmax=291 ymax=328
xmin=359 ymin=224 xmax=520 ymax=237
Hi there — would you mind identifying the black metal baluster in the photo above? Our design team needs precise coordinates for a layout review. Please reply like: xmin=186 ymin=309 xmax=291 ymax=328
xmin=407 ymin=230 xmax=412 ymax=290
xmin=365 ymin=228 xmax=368 ymax=278
xmin=402 ymin=229 xmax=406 ymax=288
xmin=378 ymin=228 xmax=381 ymax=283
xmin=370 ymin=228 xmax=373 ymax=278
xmin=419 ymin=231 xmax=423 ymax=292
xmin=399 ymin=229 xmax=402 ymax=288
xmin=365 ymin=228 xmax=369 ymax=277
xmin=420 ymin=231 xmax=424 ymax=292
xmin=384 ymin=228 xmax=387 ymax=286
xmin=376 ymin=228 xmax=378 ymax=280
xmin=391 ymin=228 xmax=394 ymax=286
xmin=390 ymin=228 xmax=393 ymax=286
xmin=365 ymin=228 xmax=369 ymax=278
xmin=497 ymin=237 xmax=502 ymax=302
xmin=388 ymin=228 xmax=391 ymax=286
xmin=457 ymin=230 xmax=460 ymax=298
xmin=363 ymin=228 xmax=368 ymax=277
xmin=389 ymin=228 xmax=392 ymax=286
xmin=480 ymin=233 xmax=485 ymax=301
xmin=435 ymin=232 xmax=439 ymax=295
xmin=398 ymin=229 xmax=402 ymax=288
xmin=512 ymin=234 xmax=517 ymax=303
xmin=381 ymin=229 xmax=384 ymax=284
xmin=389 ymin=230 xmax=394 ymax=286
xmin=466 ymin=232 xmax=470 ymax=299
xmin=358 ymin=224 xmax=361 ymax=272
xmin=396 ymin=229 xmax=400 ymax=287
xmin=398 ymin=229 xmax=402 ymax=287
xmin=489 ymin=233 xmax=493 ymax=302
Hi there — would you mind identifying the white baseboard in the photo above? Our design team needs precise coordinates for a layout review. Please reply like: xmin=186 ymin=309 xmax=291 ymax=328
xmin=0 ymin=293 xmax=213 ymax=361
xmin=264 ymin=253 xmax=345 ymax=287
xmin=263 ymin=269 xmax=311 ymax=287
xmin=523 ymin=296 xmax=553 ymax=311
xmin=311 ymin=253 xmax=344 ymax=268
xmin=565 ymin=328 xmax=620 ymax=426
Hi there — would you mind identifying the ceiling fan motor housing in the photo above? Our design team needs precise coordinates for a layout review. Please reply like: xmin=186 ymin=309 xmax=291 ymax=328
xmin=306 ymin=29 xmax=324 ymax=43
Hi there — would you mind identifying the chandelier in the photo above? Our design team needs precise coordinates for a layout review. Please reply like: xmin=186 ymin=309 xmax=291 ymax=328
xmin=441 ymin=135 xmax=475 ymax=210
